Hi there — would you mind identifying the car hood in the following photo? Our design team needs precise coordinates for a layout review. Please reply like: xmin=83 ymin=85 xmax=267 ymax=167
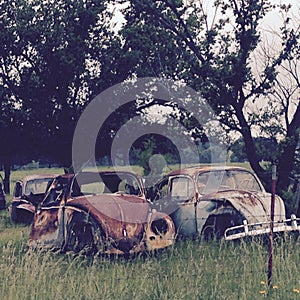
xmin=201 ymin=190 xmax=286 ymax=224
xmin=67 ymin=193 xmax=150 ymax=224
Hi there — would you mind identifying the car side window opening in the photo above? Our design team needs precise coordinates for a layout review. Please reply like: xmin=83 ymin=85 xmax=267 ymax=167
xmin=103 ymin=175 xmax=142 ymax=196
xmin=121 ymin=175 xmax=142 ymax=196
xmin=42 ymin=180 xmax=66 ymax=205
xmin=170 ymin=177 xmax=194 ymax=201
xmin=160 ymin=180 xmax=169 ymax=199
xmin=79 ymin=182 xmax=106 ymax=195
xmin=151 ymin=178 xmax=169 ymax=202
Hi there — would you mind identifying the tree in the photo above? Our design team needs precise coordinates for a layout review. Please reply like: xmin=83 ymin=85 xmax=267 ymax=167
xmin=120 ymin=0 xmax=299 ymax=195
xmin=0 ymin=91 xmax=29 ymax=193
xmin=0 ymin=0 xmax=122 ymax=191
xmin=129 ymin=133 xmax=180 ymax=173
xmin=259 ymin=6 xmax=300 ymax=193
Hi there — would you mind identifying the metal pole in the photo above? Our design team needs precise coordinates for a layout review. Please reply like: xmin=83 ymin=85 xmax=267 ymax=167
xmin=268 ymin=165 xmax=277 ymax=286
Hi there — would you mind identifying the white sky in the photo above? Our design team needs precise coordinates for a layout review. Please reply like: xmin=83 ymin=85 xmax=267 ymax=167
xmin=261 ymin=0 xmax=299 ymax=28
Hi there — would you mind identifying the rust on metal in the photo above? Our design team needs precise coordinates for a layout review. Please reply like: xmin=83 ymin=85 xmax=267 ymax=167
xmin=29 ymin=171 xmax=176 ymax=255
xmin=150 ymin=165 xmax=287 ymax=240
xmin=9 ymin=174 xmax=58 ymax=224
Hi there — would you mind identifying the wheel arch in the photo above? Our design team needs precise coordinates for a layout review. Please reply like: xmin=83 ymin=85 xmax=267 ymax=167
xmin=63 ymin=206 xmax=106 ymax=254
xmin=201 ymin=202 xmax=245 ymax=240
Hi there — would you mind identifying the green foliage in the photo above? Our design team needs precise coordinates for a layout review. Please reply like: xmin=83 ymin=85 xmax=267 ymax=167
xmin=282 ymin=188 xmax=299 ymax=217
xmin=0 ymin=0 xmax=125 ymax=168
xmin=129 ymin=135 xmax=178 ymax=175
xmin=230 ymin=137 xmax=278 ymax=163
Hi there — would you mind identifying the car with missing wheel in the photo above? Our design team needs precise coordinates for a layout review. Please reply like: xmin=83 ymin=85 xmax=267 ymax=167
xmin=29 ymin=171 xmax=175 ymax=255
xmin=9 ymin=174 xmax=58 ymax=223
xmin=149 ymin=165 xmax=300 ymax=240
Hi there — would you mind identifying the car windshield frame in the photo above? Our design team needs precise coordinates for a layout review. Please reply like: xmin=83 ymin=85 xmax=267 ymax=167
xmin=170 ymin=175 xmax=195 ymax=201
xmin=24 ymin=178 xmax=56 ymax=196
xmin=70 ymin=172 xmax=144 ymax=197
xmin=196 ymin=169 xmax=263 ymax=194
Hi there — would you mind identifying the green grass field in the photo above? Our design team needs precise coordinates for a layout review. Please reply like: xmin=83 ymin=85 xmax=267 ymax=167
xmin=2 ymin=164 xmax=300 ymax=300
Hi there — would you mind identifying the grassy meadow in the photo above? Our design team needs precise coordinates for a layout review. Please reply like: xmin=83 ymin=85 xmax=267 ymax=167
xmin=1 ymin=165 xmax=300 ymax=299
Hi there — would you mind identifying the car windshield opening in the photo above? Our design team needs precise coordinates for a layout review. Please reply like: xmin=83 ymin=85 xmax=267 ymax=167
xmin=71 ymin=172 xmax=142 ymax=197
xmin=197 ymin=170 xmax=262 ymax=194
xmin=24 ymin=178 xmax=54 ymax=195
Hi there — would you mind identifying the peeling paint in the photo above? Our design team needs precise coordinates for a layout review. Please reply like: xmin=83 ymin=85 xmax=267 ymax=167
xmin=150 ymin=166 xmax=287 ymax=240
xmin=9 ymin=174 xmax=58 ymax=224
xmin=29 ymin=171 xmax=176 ymax=255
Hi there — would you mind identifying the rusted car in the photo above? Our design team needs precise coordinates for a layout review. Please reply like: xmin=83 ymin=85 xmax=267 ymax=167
xmin=29 ymin=171 xmax=175 ymax=255
xmin=149 ymin=166 xmax=300 ymax=240
xmin=9 ymin=174 xmax=58 ymax=224
xmin=0 ymin=175 xmax=6 ymax=210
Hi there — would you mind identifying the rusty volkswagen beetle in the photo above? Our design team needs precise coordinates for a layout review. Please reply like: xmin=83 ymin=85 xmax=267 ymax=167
xmin=29 ymin=171 xmax=175 ymax=255
xmin=9 ymin=174 xmax=58 ymax=223
xmin=149 ymin=165 xmax=298 ymax=240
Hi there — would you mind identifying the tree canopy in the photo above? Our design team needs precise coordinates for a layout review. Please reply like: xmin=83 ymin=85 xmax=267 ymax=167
xmin=0 ymin=0 xmax=124 ymax=191
xmin=118 ymin=0 xmax=299 ymax=195
xmin=0 ymin=0 xmax=299 ymax=210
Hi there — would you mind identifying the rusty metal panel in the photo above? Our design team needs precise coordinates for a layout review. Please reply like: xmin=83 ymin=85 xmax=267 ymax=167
xmin=29 ymin=171 xmax=176 ymax=255
xmin=201 ymin=190 xmax=286 ymax=224
xmin=201 ymin=190 xmax=267 ymax=224
xmin=171 ymin=204 xmax=197 ymax=237
xmin=144 ymin=211 xmax=176 ymax=251
xmin=29 ymin=206 xmax=63 ymax=250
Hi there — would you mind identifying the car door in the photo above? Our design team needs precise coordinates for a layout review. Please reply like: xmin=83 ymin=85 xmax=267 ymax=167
xmin=168 ymin=175 xmax=198 ymax=236
xmin=153 ymin=175 xmax=197 ymax=237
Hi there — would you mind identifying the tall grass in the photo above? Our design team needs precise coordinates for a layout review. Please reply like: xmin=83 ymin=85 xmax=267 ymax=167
xmin=1 ymin=227 xmax=300 ymax=299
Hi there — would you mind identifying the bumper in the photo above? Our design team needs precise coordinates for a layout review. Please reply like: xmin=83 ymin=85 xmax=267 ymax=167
xmin=224 ymin=214 xmax=300 ymax=240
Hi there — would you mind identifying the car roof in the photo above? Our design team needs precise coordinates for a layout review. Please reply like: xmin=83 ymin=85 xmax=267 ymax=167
xmin=18 ymin=174 xmax=59 ymax=183
xmin=168 ymin=165 xmax=251 ymax=177
xmin=57 ymin=170 xmax=142 ymax=178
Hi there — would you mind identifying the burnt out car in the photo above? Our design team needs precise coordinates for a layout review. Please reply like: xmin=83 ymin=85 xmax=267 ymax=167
xmin=0 ymin=175 xmax=6 ymax=210
xmin=29 ymin=171 xmax=175 ymax=255
xmin=9 ymin=174 xmax=58 ymax=224
xmin=149 ymin=166 xmax=299 ymax=240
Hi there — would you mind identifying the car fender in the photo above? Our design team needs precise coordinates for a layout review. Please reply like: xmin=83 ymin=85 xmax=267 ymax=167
xmin=201 ymin=190 xmax=286 ymax=225
xmin=144 ymin=209 xmax=176 ymax=250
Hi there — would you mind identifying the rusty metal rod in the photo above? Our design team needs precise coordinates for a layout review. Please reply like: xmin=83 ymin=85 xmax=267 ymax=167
xmin=268 ymin=165 xmax=277 ymax=287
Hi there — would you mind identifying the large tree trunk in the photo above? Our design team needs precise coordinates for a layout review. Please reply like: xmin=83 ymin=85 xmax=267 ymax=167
xmin=242 ymin=126 xmax=269 ymax=186
xmin=277 ymin=136 xmax=299 ymax=193
xmin=235 ymin=106 xmax=267 ymax=187
xmin=277 ymin=105 xmax=300 ymax=193
xmin=3 ymin=161 xmax=11 ymax=194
